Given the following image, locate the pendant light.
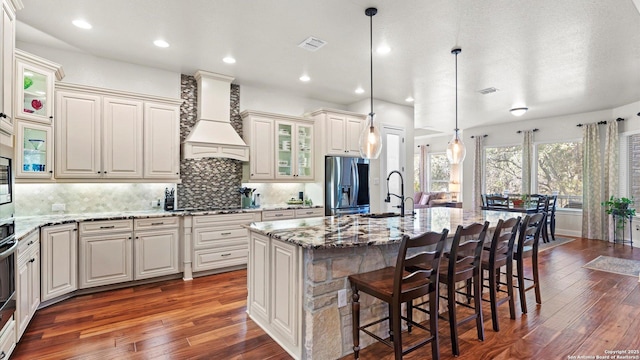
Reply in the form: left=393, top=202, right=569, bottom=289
left=446, top=47, right=466, bottom=164
left=358, top=7, right=382, bottom=159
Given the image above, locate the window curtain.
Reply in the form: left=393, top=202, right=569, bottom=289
left=521, top=130, right=533, bottom=194
left=472, top=136, right=483, bottom=210
left=419, top=145, right=428, bottom=192
left=603, top=120, right=619, bottom=241
left=581, top=123, right=603, bottom=239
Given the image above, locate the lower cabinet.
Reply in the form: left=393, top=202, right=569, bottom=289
left=133, top=217, right=180, bottom=280
left=41, top=223, right=78, bottom=302
left=0, top=316, right=15, bottom=360
left=16, top=231, right=40, bottom=340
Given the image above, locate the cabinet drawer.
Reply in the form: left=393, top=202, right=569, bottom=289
left=0, top=319, right=15, bottom=360
left=262, top=210, right=295, bottom=221
left=294, top=208, right=324, bottom=218
left=193, top=212, right=260, bottom=228
left=18, top=239, right=39, bottom=265
left=80, top=219, right=133, bottom=235
left=17, top=231, right=39, bottom=258
left=134, top=217, right=179, bottom=230
left=193, top=246, right=248, bottom=272
left=193, top=227, right=248, bottom=249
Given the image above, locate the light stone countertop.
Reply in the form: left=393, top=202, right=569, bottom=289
left=246, top=208, right=521, bottom=249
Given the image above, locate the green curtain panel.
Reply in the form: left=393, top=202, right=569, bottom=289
left=603, top=120, right=619, bottom=241
left=582, top=123, right=603, bottom=239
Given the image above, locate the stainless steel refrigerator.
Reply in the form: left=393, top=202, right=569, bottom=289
left=325, top=156, right=370, bottom=216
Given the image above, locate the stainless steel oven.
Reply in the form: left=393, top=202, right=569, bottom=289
left=0, top=157, right=11, bottom=205
left=0, top=219, right=16, bottom=333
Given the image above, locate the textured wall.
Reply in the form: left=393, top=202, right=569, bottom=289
left=177, top=75, right=243, bottom=209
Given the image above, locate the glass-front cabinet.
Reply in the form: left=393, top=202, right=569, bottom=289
left=15, top=49, right=63, bottom=124
left=16, top=121, right=53, bottom=180
left=275, top=120, right=313, bottom=180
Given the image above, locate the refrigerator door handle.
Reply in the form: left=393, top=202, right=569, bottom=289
left=351, top=159, right=359, bottom=207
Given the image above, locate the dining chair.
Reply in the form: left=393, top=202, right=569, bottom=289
left=545, top=195, right=558, bottom=241
left=348, top=229, right=449, bottom=360
left=481, top=217, right=521, bottom=331
left=513, top=213, right=545, bottom=314
left=533, top=195, right=550, bottom=243
left=413, top=222, right=489, bottom=356
left=486, top=195, right=509, bottom=208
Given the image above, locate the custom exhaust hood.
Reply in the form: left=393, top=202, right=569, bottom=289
left=181, top=71, right=249, bottom=161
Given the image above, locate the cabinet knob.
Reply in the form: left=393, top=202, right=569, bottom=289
left=104, top=171, right=108, bottom=174
left=1, top=350, right=6, bottom=359
left=29, top=258, right=35, bottom=263
left=176, top=172, right=179, bottom=175
left=49, top=170, right=53, bottom=174
left=27, top=241, right=33, bottom=245
left=0, top=113, right=6, bottom=118
left=97, top=171, right=101, bottom=174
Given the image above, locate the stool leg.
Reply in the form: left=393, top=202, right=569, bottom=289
left=533, top=251, right=542, bottom=305
left=517, top=258, right=527, bottom=314
left=351, top=286, right=360, bottom=359
left=506, top=262, right=516, bottom=320
left=392, top=303, right=403, bottom=360
left=550, top=216, right=556, bottom=241
left=473, top=271, right=485, bottom=341
left=429, top=290, right=440, bottom=360
left=388, top=303, right=394, bottom=342
left=488, top=266, right=499, bottom=331
left=448, top=282, right=460, bottom=356
left=407, top=299, right=413, bottom=333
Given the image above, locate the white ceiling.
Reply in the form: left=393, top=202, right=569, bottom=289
left=15, top=0, right=640, bottom=134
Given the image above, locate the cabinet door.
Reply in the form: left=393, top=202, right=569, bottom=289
left=79, top=233, right=133, bottom=289
left=103, top=97, right=143, bottom=178
left=249, top=117, right=274, bottom=180
left=29, top=247, right=40, bottom=320
left=134, top=227, right=179, bottom=280
left=345, top=116, right=364, bottom=155
left=15, top=121, right=53, bottom=180
left=295, top=123, right=314, bottom=180
left=55, top=91, right=101, bottom=178
left=0, top=2, right=15, bottom=135
left=143, top=102, right=180, bottom=179
left=41, top=223, right=77, bottom=302
left=270, top=239, right=300, bottom=346
left=248, top=233, right=269, bottom=323
left=16, top=257, right=29, bottom=338
left=326, top=114, right=346, bottom=155
left=15, top=60, right=55, bottom=124
left=275, top=121, right=293, bottom=179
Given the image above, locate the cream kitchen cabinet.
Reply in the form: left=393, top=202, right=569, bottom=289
left=16, top=120, right=53, bottom=181
left=0, top=0, right=19, bottom=135
left=55, top=83, right=181, bottom=181
left=14, top=49, right=64, bottom=125
left=41, top=223, right=77, bottom=302
left=261, top=209, right=295, bottom=221
left=310, top=109, right=365, bottom=156
left=294, top=207, right=324, bottom=218
left=192, top=212, right=261, bottom=273
left=0, top=315, right=15, bottom=360
left=133, top=217, right=180, bottom=280
left=16, top=231, right=39, bottom=340
left=275, top=120, right=313, bottom=180
left=79, top=220, right=134, bottom=289
left=241, top=111, right=274, bottom=180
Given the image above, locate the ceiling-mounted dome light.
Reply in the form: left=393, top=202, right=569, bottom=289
left=510, top=107, right=528, bottom=116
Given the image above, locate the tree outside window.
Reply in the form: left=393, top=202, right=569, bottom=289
left=536, top=142, right=583, bottom=208
left=485, top=146, right=522, bottom=194
left=429, top=153, right=450, bottom=192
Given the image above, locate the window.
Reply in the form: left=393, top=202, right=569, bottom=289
left=484, top=145, right=522, bottom=194
left=428, top=153, right=450, bottom=192
left=627, top=133, right=640, bottom=210
left=414, top=153, right=420, bottom=192
left=536, top=141, right=583, bottom=208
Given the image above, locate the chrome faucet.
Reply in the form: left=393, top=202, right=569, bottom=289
left=384, top=170, right=405, bottom=217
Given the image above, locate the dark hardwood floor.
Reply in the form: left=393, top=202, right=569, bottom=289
left=12, top=238, right=640, bottom=360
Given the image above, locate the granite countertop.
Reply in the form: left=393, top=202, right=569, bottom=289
left=13, top=205, right=325, bottom=241
left=246, top=208, right=519, bottom=249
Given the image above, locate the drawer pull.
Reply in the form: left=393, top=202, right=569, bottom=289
left=29, top=258, right=35, bottom=263
left=0, top=350, right=6, bottom=359
left=306, top=211, right=314, bottom=214
left=221, top=253, right=232, bottom=257
left=151, top=222, right=164, bottom=225
left=275, top=214, right=284, bottom=217
left=220, top=232, right=232, bottom=236
left=27, top=241, right=34, bottom=245
left=99, top=225, right=115, bottom=229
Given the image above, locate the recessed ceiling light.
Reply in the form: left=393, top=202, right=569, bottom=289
left=376, top=45, right=391, bottom=55
left=223, top=56, right=236, bottom=64
left=153, top=39, right=170, bottom=48
left=299, top=75, right=310, bottom=82
left=510, top=107, right=528, bottom=116
left=355, top=87, right=364, bottom=94
left=72, top=19, right=92, bottom=29
left=405, top=96, right=414, bottom=102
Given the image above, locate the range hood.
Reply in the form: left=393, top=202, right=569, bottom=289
left=181, top=71, right=249, bottom=161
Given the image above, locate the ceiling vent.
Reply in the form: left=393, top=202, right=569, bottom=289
left=478, top=87, right=498, bottom=95
left=298, top=36, right=327, bottom=51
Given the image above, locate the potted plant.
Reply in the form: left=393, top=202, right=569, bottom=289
left=602, top=196, right=636, bottom=237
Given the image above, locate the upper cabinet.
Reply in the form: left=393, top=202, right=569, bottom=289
left=310, top=109, right=366, bottom=156
left=16, top=120, right=53, bottom=180
left=0, top=0, right=19, bottom=136
left=54, top=83, right=181, bottom=182
left=241, top=110, right=315, bottom=182
left=14, top=49, right=64, bottom=125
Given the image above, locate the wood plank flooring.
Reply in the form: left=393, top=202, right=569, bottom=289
left=11, top=238, right=640, bottom=360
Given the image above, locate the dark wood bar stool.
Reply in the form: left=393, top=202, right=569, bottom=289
left=532, top=195, right=550, bottom=243
left=545, top=195, right=558, bottom=241
left=481, top=217, right=521, bottom=331
left=348, top=230, right=449, bottom=360
left=513, top=213, right=545, bottom=314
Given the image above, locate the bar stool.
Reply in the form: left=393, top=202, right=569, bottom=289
left=513, top=213, right=545, bottom=314
left=533, top=195, right=550, bottom=243
left=481, top=217, right=520, bottom=331
left=545, top=195, right=558, bottom=241
left=348, top=230, right=449, bottom=360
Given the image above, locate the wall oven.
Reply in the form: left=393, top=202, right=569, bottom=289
left=0, top=157, right=10, bottom=206
left=0, top=219, right=16, bottom=333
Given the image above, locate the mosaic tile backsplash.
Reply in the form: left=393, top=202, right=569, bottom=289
left=14, top=183, right=174, bottom=215
left=177, top=75, right=243, bottom=209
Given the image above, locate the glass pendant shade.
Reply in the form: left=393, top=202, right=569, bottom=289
left=358, top=114, right=382, bottom=159
left=446, top=130, right=466, bottom=164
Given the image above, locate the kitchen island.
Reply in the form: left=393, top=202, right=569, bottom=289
left=246, top=208, right=517, bottom=359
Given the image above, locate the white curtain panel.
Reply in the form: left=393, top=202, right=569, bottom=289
left=419, top=145, right=428, bottom=192
left=472, top=136, right=483, bottom=210
left=581, top=123, right=603, bottom=240
left=522, top=130, right=533, bottom=194
left=603, top=120, right=619, bottom=241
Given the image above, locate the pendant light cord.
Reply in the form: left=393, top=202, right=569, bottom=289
left=455, top=51, right=458, bottom=133
left=369, top=11, right=374, bottom=122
